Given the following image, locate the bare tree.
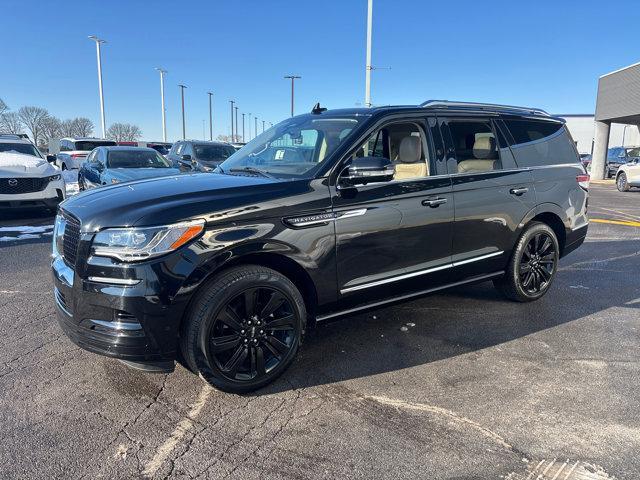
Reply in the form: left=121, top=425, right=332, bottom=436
left=217, top=134, right=238, bottom=143
left=18, top=106, right=49, bottom=145
left=59, top=119, right=76, bottom=137
left=72, top=117, right=94, bottom=137
left=0, top=98, right=8, bottom=117
left=106, top=122, right=143, bottom=142
left=0, top=112, right=23, bottom=134
left=41, top=116, right=62, bottom=147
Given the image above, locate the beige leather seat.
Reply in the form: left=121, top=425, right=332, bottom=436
left=457, top=136, right=497, bottom=173
left=394, top=136, right=427, bottom=180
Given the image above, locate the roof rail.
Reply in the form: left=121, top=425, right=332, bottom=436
left=0, top=133, right=30, bottom=139
left=420, top=100, right=550, bottom=117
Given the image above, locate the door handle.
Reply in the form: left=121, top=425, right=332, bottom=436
left=422, top=197, right=447, bottom=208
left=509, top=187, right=529, bottom=196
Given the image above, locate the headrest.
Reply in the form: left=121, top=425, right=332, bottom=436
left=473, top=136, right=496, bottom=159
left=398, top=136, right=422, bottom=163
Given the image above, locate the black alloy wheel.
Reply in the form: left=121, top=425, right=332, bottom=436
left=206, top=287, right=296, bottom=382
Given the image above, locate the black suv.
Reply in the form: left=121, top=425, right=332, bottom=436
left=167, top=140, right=236, bottom=172
left=52, top=101, right=589, bottom=392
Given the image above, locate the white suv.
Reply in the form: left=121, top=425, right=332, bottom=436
left=615, top=146, right=640, bottom=192
left=0, top=134, right=66, bottom=210
left=50, top=137, right=117, bottom=170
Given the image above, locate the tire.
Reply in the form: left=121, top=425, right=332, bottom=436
left=61, top=163, right=67, bottom=171
left=617, top=172, right=630, bottom=192
left=78, top=176, right=85, bottom=191
left=180, top=265, right=306, bottom=393
left=493, top=222, right=559, bottom=302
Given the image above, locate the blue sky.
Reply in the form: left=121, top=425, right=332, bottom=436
left=1, top=0, right=638, bottom=142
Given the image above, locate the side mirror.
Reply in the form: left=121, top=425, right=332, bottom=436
left=339, top=156, right=395, bottom=187
left=46, top=154, right=56, bottom=163
left=181, top=154, right=192, bottom=161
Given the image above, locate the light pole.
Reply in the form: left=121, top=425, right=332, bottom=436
left=178, top=84, right=187, bottom=139
left=242, top=113, right=245, bottom=142
left=88, top=35, right=107, bottom=138
left=207, top=92, right=213, bottom=141
left=255, top=116, right=258, bottom=138
left=284, top=75, right=301, bottom=117
left=248, top=112, right=252, bottom=140
left=364, top=0, right=373, bottom=107
left=234, top=106, right=239, bottom=142
left=229, top=100, right=235, bottom=141
left=262, top=120, right=265, bottom=133
left=155, top=68, right=167, bottom=142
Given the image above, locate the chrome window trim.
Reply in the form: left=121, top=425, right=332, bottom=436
left=340, top=250, right=503, bottom=294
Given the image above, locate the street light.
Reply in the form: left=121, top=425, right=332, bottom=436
left=248, top=112, right=252, bottom=140
left=262, top=120, right=265, bottom=133
left=229, top=100, right=235, bottom=141
left=242, top=113, right=245, bottom=142
left=178, top=84, right=187, bottom=139
left=364, top=0, right=373, bottom=107
left=284, top=75, right=301, bottom=117
left=234, top=106, right=239, bottom=142
left=155, top=68, right=167, bottom=142
left=255, top=116, right=258, bottom=138
left=207, top=92, right=213, bottom=141
left=88, top=35, right=107, bottom=138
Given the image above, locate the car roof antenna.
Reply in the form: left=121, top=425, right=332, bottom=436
left=311, top=102, right=327, bottom=114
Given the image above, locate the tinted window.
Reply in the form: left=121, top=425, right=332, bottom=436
left=60, top=141, right=71, bottom=152
left=74, top=140, right=117, bottom=151
left=193, top=144, right=236, bottom=163
left=504, top=120, right=577, bottom=167
left=107, top=150, right=172, bottom=168
left=447, top=120, right=501, bottom=173
left=0, top=142, right=42, bottom=158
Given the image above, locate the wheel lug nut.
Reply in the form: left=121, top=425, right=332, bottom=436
left=259, top=330, right=264, bottom=334
left=247, top=321, right=252, bottom=325
left=240, top=329, right=245, bottom=334
left=244, top=339, right=248, bottom=344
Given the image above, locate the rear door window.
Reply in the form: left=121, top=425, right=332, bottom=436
left=445, top=119, right=502, bottom=174
left=503, top=119, right=577, bottom=167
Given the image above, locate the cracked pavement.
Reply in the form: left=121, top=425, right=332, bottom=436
left=0, top=184, right=639, bottom=479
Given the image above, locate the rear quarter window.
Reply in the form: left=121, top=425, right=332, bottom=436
left=503, top=119, right=578, bottom=167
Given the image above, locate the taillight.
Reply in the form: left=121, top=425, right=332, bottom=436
left=70, top=153, right=86, bottom=158
left=576, top=174, right=589, bottom=190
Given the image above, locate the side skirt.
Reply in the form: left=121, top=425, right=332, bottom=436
left=315, top=271, right=504, bottom=323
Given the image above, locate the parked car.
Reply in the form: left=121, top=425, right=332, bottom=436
left=146, top=142, right=172, bottom=156
left=0, top=134, right=65, bottom=210
left=78, top=146, right=181, bottom=191
left=167, top=140, right=236, bottom=172
left=50, top=137, right=117, bottom=170
left=580, top=153, right=591, bottom=170
left=615, top=151, right=640, bottom=191
left=52, top=101, right=588, bottom=392
left=231, top=142, right=247, bottom=151
left=606, top=146, right=640, bottom=178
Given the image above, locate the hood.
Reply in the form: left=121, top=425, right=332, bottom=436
left=60, top=172, right=306, bottom=231
left=109, top=167, right=181, bottom=182
left=0, top=152, right=58, bottom=178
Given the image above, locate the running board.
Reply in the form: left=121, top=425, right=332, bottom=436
left=315, top=271, right=504, bottom=323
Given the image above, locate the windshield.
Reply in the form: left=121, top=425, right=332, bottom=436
left=194, top=144, right=236, bottom=163
left=626, top=147, right=640, bottom=158
left=75, top=140, right=117, bottom=151
left=149, top=144, right=171, bottom=155
left=218, top=116, right=361, bottom=178
left=0, top=142, right=42, bottom=158
left=107, top=150, right=172, bottom=169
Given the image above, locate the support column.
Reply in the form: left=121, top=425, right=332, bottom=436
left=590, top=121, right=610, bottom=180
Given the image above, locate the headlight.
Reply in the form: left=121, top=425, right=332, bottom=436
left=92, top=219, right=205, bottom=261
left=48, top=174, right=61, bottom=182
left=111, top=178, right=120, bottom=184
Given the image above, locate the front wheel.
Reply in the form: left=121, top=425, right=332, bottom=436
left=180, top=265, right=306, bottom=393
left=494, top=222, right=559, bottom=302
left=617, top=172, right=630, bottom=192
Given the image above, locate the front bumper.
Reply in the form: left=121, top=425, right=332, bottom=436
left=51, top=246, right=194, bottom=364
left=0, top=180, right=65, bottom=209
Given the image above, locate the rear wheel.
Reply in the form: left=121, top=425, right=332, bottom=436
left=617, top=172, right=630, bottom=192
left=180, top=265, right=306, bottom=393
left=61, top=163, right=67, bottom=171
left=494, top=222, right=559, bottom=302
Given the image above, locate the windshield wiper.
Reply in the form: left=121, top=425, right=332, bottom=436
left=229, top=166, right=276, bottom=179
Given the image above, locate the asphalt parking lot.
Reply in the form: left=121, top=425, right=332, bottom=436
left=0, top=182, right=638, bottom=480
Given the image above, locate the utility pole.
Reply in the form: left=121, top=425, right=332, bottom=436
left=234, top=106, right=239, bottom=142
left=284, top=75, right=301, bottom=117
left=178, top=84, right=187, bottom=139
left=229, top=100, right=235, bottom=141
left=364, top=0, right=373, bottom=107
left=207, top=91, right=213, bottom=141
left=88, top=36, right=107, bottom=138
left=155, top=68, right=167, bottom=142
left=242, top=113, right=245, bottom=142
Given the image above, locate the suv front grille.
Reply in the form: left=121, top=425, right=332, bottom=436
left=0, top=177, right=48, bottom=194
left=62, top=214, right=81, bottom=266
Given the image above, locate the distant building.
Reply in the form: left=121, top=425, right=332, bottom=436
left=558, top=114, right=640, bottom=154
